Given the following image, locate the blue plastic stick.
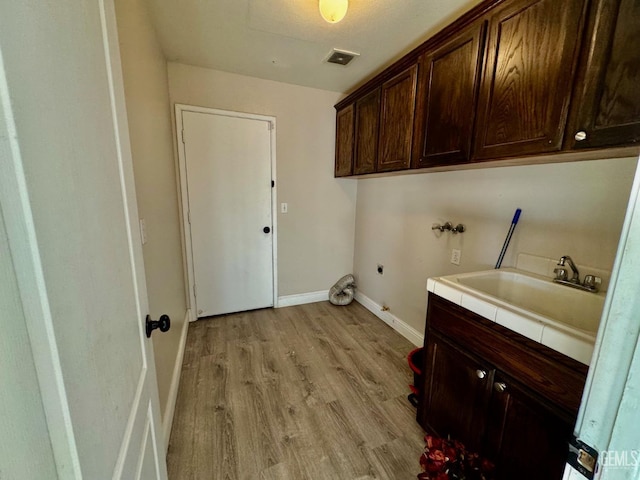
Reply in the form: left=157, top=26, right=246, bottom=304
left=495, top=208, right=522, bottom=269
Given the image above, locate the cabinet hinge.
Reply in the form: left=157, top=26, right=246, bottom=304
left=181, top=129, right=185, bottom=144
left=271, top=180, right=275, bottom=188
left=193, top=284, right=197, bottom=298
left=187, top=210, right=191, bottom=224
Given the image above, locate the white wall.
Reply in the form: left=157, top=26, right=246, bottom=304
left=168, top=63, right=358, bottom=296
left=115, top=0, right=187, bottom=421
left=353, top=157, right=638, bottom=334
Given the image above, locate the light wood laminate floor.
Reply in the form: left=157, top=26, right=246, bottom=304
left=166, top=301, right=425, bottom=479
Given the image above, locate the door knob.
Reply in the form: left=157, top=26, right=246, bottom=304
left=263, top=226, right=271, bottom=234
left=146, top=314, right=170, bottom=338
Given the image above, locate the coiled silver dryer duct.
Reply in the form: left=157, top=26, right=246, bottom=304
left=329, top=274, right=356, bottom=306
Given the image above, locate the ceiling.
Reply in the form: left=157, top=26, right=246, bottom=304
left=146, top=0, right=481, bottom=94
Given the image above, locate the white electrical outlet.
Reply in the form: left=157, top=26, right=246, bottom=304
left=451, top=249, right=461, bottom=265
left=281, top=202, right=288, bottom=214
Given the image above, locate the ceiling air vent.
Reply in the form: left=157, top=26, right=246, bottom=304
left=325, top=49, right=360, bottom=66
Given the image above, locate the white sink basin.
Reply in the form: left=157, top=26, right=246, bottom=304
left=427, top=268, right=606, bottom=364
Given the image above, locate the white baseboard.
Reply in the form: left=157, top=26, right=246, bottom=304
left=354, top=292, right=424, bottom=347
left=276, top=290, right=329, bottom=308
left=162, top=308, right=190, bottom=452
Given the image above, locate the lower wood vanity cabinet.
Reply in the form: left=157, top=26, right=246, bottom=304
left=484, top=371, right=574, bottom=479
left=419, top=332, right=493, bottom=453
left=418, top=293, right=588, bottom=480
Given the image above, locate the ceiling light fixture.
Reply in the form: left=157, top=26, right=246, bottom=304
left=319, top=0, right=348, bottom=24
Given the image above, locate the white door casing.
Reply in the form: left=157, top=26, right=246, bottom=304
left=176, top=106, right=278, bottom=319
left=0, top=0, right=167, bottom=478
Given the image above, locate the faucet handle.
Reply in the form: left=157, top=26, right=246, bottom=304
left=583, top=275, right=602, bottom=290
left=554, top=268, right=568, bottom=281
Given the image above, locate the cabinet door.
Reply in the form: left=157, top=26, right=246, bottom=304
left=485, top=375, right=574, bottom=480
left=474, top=0, right=588, bottom=159
left=567, top=0, right=640, bottom=149
left=353, top=89, right=381, bottom=175
left=418, top=333, right=493, bottom=452
left=413, top=21, right=485, bottom=168
left=335, top=104, right=354, bottom=177
left=377, top=65, right=418, bottom=172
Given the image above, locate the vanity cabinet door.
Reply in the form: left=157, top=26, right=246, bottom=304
left=566, top=0, right=640, bottom=150
left=377, top=64, right=418, bottom=172
left=413, top=21, right=486, bottom=168
left=353, top=88, right=381, bottom=175
left=335, top=104, right=354, bottom=177
left=474, top=0, right=588, bottom=160
left=484, top=374, right=573, bottom=480
left=419, top=333, right=493, bottom=453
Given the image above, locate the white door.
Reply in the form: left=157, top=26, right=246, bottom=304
left=0, top=0, right=166, bottom=478
left=181, top=110, right=275, bottom=318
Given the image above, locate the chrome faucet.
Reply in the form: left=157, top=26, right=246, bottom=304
left=557, top=255, right=580, bottom=283
left=553, top=255, right=601, bottom=293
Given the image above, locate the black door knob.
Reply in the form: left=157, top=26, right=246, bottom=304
left=146, top=314, right=171, bottom=338
left=263, top=226, right=271, bottom=234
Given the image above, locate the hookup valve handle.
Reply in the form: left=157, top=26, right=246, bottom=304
left=432, top=222, right=465, bottom=234
left=432, top=222, right=453, bottom=232
left=146, top=314, right=171, bottom=338
left=451, top=224, right=465, bottom=234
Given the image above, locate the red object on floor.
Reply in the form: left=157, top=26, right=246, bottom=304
left=408, top=347, right=423, bottom=375
left=407, top=347, right=425, bottom=406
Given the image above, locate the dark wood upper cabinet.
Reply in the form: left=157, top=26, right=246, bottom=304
left=353, top=89, right=381, bottom=175
left=334, top=0, right=640, bottom=177
left=567, top=0, right=640, bottom=150
left=485, top=374, right=573, bottom=480
left=413, top=21, right=486, bottom=168
left=473, top=0, right=588, bottom=159
left=377, top=65, right=418, bottom=172
left=334, top=104, right=354, bottom=177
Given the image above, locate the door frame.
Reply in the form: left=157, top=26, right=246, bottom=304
left=175, top=104, right=278, bottom=321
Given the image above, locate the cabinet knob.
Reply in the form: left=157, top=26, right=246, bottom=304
left=494, top=382, right=507, bottom=393
left=476, top=369, right=487, bottom=379
left=575, top=131, right=587, bottom=141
